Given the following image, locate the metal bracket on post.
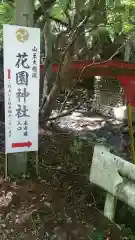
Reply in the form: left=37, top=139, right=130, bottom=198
left=23, top=14, right=29, bottom=27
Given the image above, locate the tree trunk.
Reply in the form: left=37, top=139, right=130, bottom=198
left=40, top=0, right=92, bottom=123
left=74, top=0, right=88, bottom=60
left=43, top=14, right=53, bottom=94
left=40, top=42, right=74, bottom=124
left=40, top=13, right=53, bottom=112
left=15, top=0, right=34, bottom=26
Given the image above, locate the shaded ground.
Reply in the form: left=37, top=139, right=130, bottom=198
left=0, top=151, right=126, bottom=239
left=50, top=109, right=130, bottom=159
left=0, top=108, right=131, bottom=239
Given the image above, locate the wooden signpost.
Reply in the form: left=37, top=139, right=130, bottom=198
left=3, top=24, right=40, bottom=175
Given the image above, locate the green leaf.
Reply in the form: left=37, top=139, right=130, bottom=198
left=51, top=4, right=67, bottom=21
left=58, top=0, right=69, bottom=11
left=0, top=3, right=14, bottom=46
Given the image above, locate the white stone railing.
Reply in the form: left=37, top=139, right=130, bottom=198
left=89, top=144, right=135, bottom=221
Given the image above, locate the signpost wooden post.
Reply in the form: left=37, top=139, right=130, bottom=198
left=3, top=0, right=40, bottom=176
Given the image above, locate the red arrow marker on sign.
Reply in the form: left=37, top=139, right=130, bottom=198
left=12, top=141, right=32, bottom=148
left=8, top=69, right=11, bottom=80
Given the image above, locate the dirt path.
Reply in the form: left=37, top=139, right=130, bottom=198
left=0, top=171, right=126, bottom=239
left=0, top=111, right=130, bottom=239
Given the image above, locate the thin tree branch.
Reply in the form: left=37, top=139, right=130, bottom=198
left=64, top=0, right=72, bottom=29
left=47, top=99, right=84, bottom=121
left=56, top=14, right=93, bottom=83
left=74, top=41, right=127, bottom=85
left=39, top=0, right=56, bottom=13
left=59, top=81, right=78, bottom=112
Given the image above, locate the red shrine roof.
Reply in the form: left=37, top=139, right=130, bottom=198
left=40, top=60, right=135, bottom=106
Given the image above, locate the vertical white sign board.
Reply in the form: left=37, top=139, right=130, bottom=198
left=3, top=24, right=40, bottom=153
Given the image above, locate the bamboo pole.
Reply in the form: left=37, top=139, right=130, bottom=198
left=124, top=42, right=135, bottom=164
left=127, top=102, right=135, bottom=163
